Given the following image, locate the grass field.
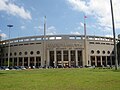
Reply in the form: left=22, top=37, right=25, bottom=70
left=0, top=68, right=120, bottom=90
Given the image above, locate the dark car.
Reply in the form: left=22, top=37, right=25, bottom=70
left=14, top=66, right=21, bottom=70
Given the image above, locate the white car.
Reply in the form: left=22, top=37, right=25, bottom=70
left=5, top=67, right=9, bottom=70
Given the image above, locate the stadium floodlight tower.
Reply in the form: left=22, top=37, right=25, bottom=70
left=7, top=24, right=13, bottom=67
left=110, top=0, right=118, bottom=70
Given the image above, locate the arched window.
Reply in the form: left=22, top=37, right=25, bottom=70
left=37, top=51, right=40, bottom=54
left=30, top=51, right=34, bottom=55
left=14, top=52, right=17, bottom=56
left=97, top=50, right=100, bottom=54
left=102, top=51, right=105, bottom=54
left=107, top=51, right=110, bottom=54
left=91, top=50, right=94, bottom=54
left=112, top=51, right=114, bottom=54
left=19, top=52, right=22, bottom=55
left=25, top=51, right=28, bottom=55
left=10, top=53, right=12, bottom=56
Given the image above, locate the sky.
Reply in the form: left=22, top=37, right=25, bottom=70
left=0, top=0, right=120, bottom=40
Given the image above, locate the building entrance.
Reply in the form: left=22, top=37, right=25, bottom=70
left=49, top=50, right=83, bottom=68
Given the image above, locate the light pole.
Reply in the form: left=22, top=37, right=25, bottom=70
left=110, top=0, right=118, bottom=70
left=43, top=16, right=46, bottom=68
left=7, top=25, right=13, bottom=67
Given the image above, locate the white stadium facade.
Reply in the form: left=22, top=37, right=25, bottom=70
left=0, top=34, right=120, bottom=68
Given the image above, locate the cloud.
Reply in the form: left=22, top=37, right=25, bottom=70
left=47, top=26, right=56, bottom=35
left=0, top=30, right=7, bottom=39
left=0, top=0, right=32, bottom=20
left=67, top=0, right=120, bottom=29
left=0, top=33, right=7, bottom=39
left=34, top=25, right=57, bottom=35
left=34, top=26, right=44, bottom=32
left=20, top=26, right=26, bottom=30
left=105, top=34, right=113, bottom=38
left=70, top=31, right=80, bottom=35
left=80, top=22, right=84, bottom=28
left=75, top=26, right=81, bottom=30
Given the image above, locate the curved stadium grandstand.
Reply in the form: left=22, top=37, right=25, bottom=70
left=0, top=34, right=120, bottom=68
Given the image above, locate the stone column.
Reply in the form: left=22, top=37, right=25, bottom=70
left=82, top=50, right=86, bottom=67
left=75, top=50, right=78, bottom=66
left=41, top=56, right=43, bottom=67
left=22, top=57, right=24, bottom=66
left=101, top=56, right=102, bottom=66
left=68, top=50, right=71, bottom=67
left=61, top=50, right=64, bottom=67
left=34, top=57, right=36, bottom=67
left=47, top=50, right=50, bottom=67
left=95, top=56, right=97, bottom=66
left=54, top=48, right=57, bottom=67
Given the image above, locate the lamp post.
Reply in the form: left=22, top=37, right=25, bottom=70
left=43, top=16, right=46, bottom=68
left=7, top=25, right=13, bottom=67
left=110, top=0, right=118, bottom=70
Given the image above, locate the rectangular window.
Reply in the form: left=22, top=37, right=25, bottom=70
left=63, top=50, right=68, bottom=61
left=89, top=42, right=94, bottom=44
left=57, top=51, right=61, bottom=61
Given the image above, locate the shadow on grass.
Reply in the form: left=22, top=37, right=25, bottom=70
left=89, top=68, right=120, bottom=72
left=0, top=72, right=6, bottom=75
left=111, top=69, right=120, bottom=72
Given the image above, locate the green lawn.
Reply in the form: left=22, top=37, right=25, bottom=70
left=0, top=68, right=120, bottom=90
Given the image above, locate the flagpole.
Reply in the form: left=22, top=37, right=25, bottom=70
left=84, top=16, right=87, bottom=37
left=84, top=16, right=87, bottom=66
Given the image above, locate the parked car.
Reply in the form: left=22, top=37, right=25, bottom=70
left=5, top=67, right=9, bottom=70
left=13, top=66, right=21, bottom=70
left=19, top=66, right=26, bottom=70
left=0, top=67, right=2, bottom=70
left=0, top=66, right=9, bottom=70
left=9, top=66, right=15, bottom=70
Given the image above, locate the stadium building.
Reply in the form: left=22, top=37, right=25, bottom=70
left=0, top=34, right=120, bottom=68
